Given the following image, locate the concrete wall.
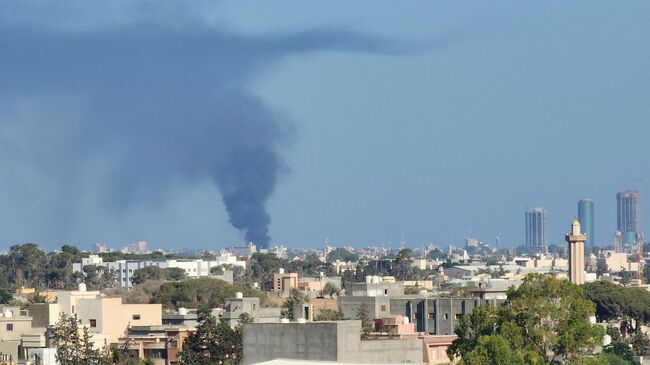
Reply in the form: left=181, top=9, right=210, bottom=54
left=243, top=321, right=423, bottom=365
left=243, top=323, right=338, bottom=365
left=340, top=296, right=391, bottom=320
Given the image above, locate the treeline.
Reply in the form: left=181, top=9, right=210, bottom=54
left=0, top=243, right=202, bottom=292
left=0, top=244, right=85, bottom=291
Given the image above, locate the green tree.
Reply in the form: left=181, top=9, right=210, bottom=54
left=50, top=313, right=113, bottom=365
left=165, top=267, right=187, bottom=281
left=322, top=282, right=341, bottom=298
left=604, top=341, right=634, bottom=362
left=449, top=274, right=605, bottom=364
left=630, top=332, right=650, bottom=356
left=281, top=288, right=308, bottom=320
left=463, top=335, right=526, bottom=365
left=356, top=303, right=373, bottom=339
left=249, top=253, right=288, bottom=289
left=0, top=289, right=12, bottom=304
left=178, top=310, right=242, bottom=365
left=326, top=248, right=359, bottom=263
left=152, top=277, right=265, bottom=310
left=131, top=266, right=165, bottom=285
left=585, top=281, right=650, bottom=335
left=391, top=248, right=415, bottom=280
left=315, top=309, right=344, bottom=321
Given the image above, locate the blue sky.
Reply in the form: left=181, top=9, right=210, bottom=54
left=0, top=1, right=648, bottom=250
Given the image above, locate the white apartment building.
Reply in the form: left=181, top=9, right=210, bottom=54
left=73, top=253, right=246, bottom=288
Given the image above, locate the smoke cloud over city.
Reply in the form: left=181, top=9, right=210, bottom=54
left=0, top=2, right=388, bottom=248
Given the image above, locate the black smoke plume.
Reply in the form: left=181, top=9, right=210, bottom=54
left=0, top=2, right=388, bottom=248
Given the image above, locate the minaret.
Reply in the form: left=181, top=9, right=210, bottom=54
left=566, top=218, right=587, bottom=285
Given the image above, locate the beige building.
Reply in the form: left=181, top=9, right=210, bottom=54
left=598, top=251, right=639, bottom=273
left=273, top=269, right=298, bottom=292
left=30, top=286, right=161, bottom=346
left=0, top=306, right=46, bottom=363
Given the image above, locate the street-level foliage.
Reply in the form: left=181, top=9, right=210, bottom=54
left=448, top=274, right=605, bottom=365
left=326, top=248, right=359, bottom=263
left=584, top=280, right=650, bottom=336
left=152, top=277, right=265, bottom=310
left=281, top=288, right=309, bottom=320
left=130, top=266, right=186, bottom=285
left=50, top=313, right=113, bottom=365
left=315, top=308, right=344, bottom=321
left=322, top=282, right=341, bottom=298
left=178, top=310, right=243, bottom=365
left=356, top=302, right=374, bottom=339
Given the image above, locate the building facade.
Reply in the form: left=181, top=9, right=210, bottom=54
left=73, top=254, right=245, bottom=288
left=578, top=199, right=595, bottom=248
left=617, top=191, right=641, bottom=245
left=526, top=208, right=547, bottom=250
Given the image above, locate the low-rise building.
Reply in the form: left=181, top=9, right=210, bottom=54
left=73, top=254, right=246, bottom=288
left=345, top=277, right=404, bottom=297
left=340, top=294, right=503, bottom=336
left=120, top=325, right=191, bottom=365
left=221, top=294, right=281, bottom=328
left=0, top=306, right=46, bottom=363
left=272, top=269, right=298, bottom=292
left=30, top=286, right=162, bottom=346
left=242, top=321, right=424, bottom=365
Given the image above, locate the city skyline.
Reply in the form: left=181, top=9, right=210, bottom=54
left=578, top=199, right=595, bottom=249
left=0, top=2, right=649, bottom=250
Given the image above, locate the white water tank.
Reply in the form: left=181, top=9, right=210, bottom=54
left=297, top=318, right=307, bottom=324
left=253, top=282, right=259, bottom=289
left=235, top=292, right=243, bottom=299
left=589, top=316, right=596, bottom=324
left=279, top=268, right=285, bottom=275
left=372, top=276, right=380, bottom=284
left=280, top=318, right=290, bottom=323
left=2, top=309, right=12, bottom=318
left=78, top=283, right=87, bottom=292
left=178, top=307, right=188, bottom=315
left=365, top=276, right=372, bottom=284
left=403, top=316, right=410, bottom=325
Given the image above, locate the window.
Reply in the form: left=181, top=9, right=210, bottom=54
left=6, top=323, right=13, bottom=331
left=122, top=269, right=126, bottom=273
left=443, top=313, right=448, bottom=320
left=455, top=314, right=462, bottom=320
left=428, top=313, right=434, bottom=319
left=252, top=304, right=256, bottom=311
left=89, top=319, right=97, bottom=327
left=72, top=305, right=75, bottom=313
left=169, top=340, right=178, bottom=348
left=384, top=289, right=388, bottom=295
left=380, top=305, right=387, bottom=312
left=20, top=310, right=28, bottom=317
left=132, top=314, right=141, bottom=320
left=128, top=269, right=133, bottom=273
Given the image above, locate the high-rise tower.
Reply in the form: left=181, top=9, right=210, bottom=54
left=578, top=199, right=594, bottom=248
left=566, top=218, right=586, bottom=285
left=526, top=208, right=547, bottom=251
left=617, top=191, right=640, bottom=245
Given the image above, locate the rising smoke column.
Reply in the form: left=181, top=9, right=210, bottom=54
left=0, top=2, right=389, bottom=248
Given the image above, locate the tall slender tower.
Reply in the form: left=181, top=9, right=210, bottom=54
left=617, top=191, right=640, bottom=245
left=578, top=199, right=594, bottom=248
left=526, top=208, right=547, bottom=251
left=566, top=218, right=586, bottom=285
